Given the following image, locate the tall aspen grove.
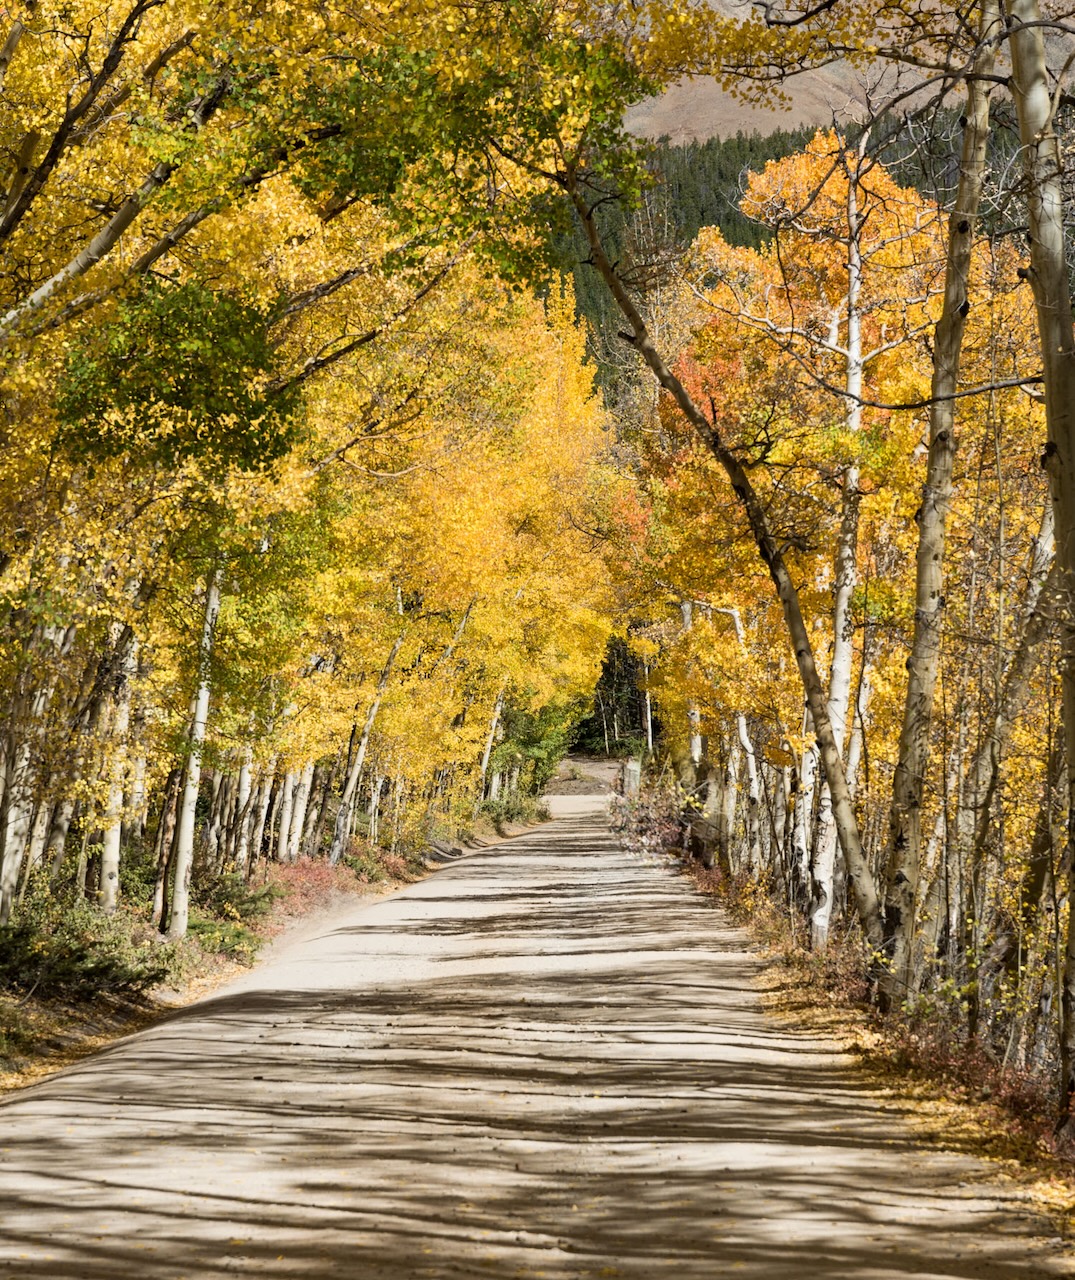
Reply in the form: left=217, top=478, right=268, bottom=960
left=8, top=0, right=1075, bottom=1157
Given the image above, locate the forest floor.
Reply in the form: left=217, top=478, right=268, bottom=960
left=0, top=793, right=1071, bottom=1277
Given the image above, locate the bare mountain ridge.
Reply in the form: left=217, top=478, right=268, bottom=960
left=625, top=69, right=866, bottom=143
left=626, top=14, right=1073, bottom=144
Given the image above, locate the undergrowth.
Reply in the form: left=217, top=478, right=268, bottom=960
left=0, top=885, right=178, bottom=999
left=480, top=794, right=551, bottom=832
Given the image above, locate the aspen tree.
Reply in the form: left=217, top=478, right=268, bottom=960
left=1005, top=0, right=1075, bottom=1140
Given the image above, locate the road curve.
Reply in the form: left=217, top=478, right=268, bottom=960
left=0, top=797, right=1070, bottom=1279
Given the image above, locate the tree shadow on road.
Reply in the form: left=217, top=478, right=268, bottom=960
left=0, top=817, right=1067, bottom=1279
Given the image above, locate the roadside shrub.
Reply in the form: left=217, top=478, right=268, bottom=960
left=343, top=838, right=424, bottom=884
left=617, top=778, right=683, bottom=855
left=344, top=849, right=390, bottom=883
left=0, top=1001, right=36, bottom=1059
left=481, top=794, right=550, bottom=829
left=0, top=886, right=177, bottom=998
left=186, top=909, right=262, bottom=965
left=194, top=871, right=284, bottom=923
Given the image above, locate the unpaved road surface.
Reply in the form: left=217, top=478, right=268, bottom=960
left=0, top=797, right=1070, bottom=1279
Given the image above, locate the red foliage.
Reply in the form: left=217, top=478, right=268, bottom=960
left=260, top=859, right=372, bottom=931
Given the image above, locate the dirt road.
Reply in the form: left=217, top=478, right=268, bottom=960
left=0, top=796, right=1070, bottom=1278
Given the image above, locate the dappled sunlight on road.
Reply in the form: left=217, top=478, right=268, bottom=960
left=0, top=807, right=1069, bottom=1278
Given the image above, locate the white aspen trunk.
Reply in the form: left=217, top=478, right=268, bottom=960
left=21, top=802, right=49, bottom=896
left=275, top=769, right=297, bottom=864
left=46, top=798, right=76, bottom=878
left=127, top=754, right=147, bottom=841
left=793, top=740, right=819, bottom=896
left=300, top=763, right=327, bottom=856
left=475, top=684, right=506, bottom=815
left=811, top=668, right=876, bottom=939
left=390, top=775, right=405, bottom=854
left=369, top=774, right=385, bottom=844
left=0, top=20, right=26, bottom=98
left=150, top=769, right=181, bottom=924
left=0, top=628, right=64, bottom=924
left=287, top=762, right=315, bottom=862
left=809, top=170, right=867, bottom=949
left=125, top=658, right=148, bottom=843
left=301, top=770, right=323, bottom=856
left=220, top=774, right=240, bottom=864
left=204, top=772, right=225, bottom=867
left=680, top=601, right=704, bottom=769
left=234, top=750, right=253, bottom=872
left=27, top=801, right=49, bottom=868
left=715, top=612, right=762, bottom=872
left=879, top=0, right=1000, bottom=1009
left=737, top=715, right=763, bottom=873
left=99, top=650, right=134, bottom=914
left=0, top=742, right=35, bottom=924
left=720, top=736, right=741, bottom=872
left=913, top=807, right=953, bottom=989
left=810, top=776, right=840, bottom=946
left=597, top=692, right=611, bottom=755
left=643, top=661, right=654, bottom=754
left=700, top=763, right=724, bottom=870
left=329, top=632, right=405, bottom=865
left=166, top=566, right=222, bottom=941
left=75, top=827, right=90, bottom=900
left=249, top=766, right=276, bottom=871
left=845, top=671, right=872, bottom=797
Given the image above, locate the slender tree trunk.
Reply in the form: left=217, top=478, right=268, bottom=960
left=369, top=774, right=385, bottom=845
left=878, top=4, right=1000, bottom=1008
left=150, top=767, right=181, bottom=924
left=99, top=646, right=134, bottom=913
left=475, top=683, right=506, bottom=816
left=287, top=762, right=315, bottom=862
left=203, top=771, right=226, bottom=870
left=738, top=716, right=763, bottom=873
left=679, top=601, right=704, bottom=770
left=0, top=741, right=34, bottom=925
left=166, top=565, right=222, bottom=940
left=249, top=761, right=277, bottom=874
left=719, top=736, right=741, bottom=872
left=18, top=802, right=49, bottom=904
left=46, top=798, right=77, bottom=880
left=233, top=749, right=253, bottom=871
left=275, top=769, right=296, bottom=863
left=305, top=759, right=336, bottom=858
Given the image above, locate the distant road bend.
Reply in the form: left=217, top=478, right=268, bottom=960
left=0, top=790, right=1070, bottom=1278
